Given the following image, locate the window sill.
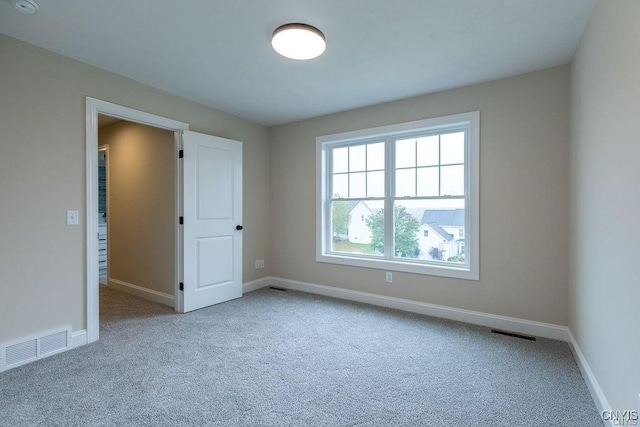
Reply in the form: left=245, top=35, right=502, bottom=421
left=316, top=253, right=479, bottom=281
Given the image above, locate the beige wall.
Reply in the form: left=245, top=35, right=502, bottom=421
left=99, top=121, right=175, bottom=298
left=0, top=34, right=270, bottom=342
left=570, top=0, right=640, bottom=411
left=270, top=66, right=571, bottom=325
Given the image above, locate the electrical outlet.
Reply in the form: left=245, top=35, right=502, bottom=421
left=254, top=260, right=260, bottom=269
left=259, top=259, right=265, bottom=269
left=385, top=272, right=393, bottom=283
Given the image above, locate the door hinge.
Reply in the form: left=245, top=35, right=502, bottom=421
left=179, top=149, right=184, bottom=158
left=179, top=216, right=184, bottom=225
left=179, top=282, right=184, bottom=291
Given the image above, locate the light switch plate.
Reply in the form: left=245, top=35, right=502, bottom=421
left=66, top=210, right=79, bottom=225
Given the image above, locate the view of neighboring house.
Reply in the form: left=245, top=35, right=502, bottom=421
left=347, top=201, right=465, bottom=261
left=417, top=210, right=465, bottom=261
left=348, top=201, right=377, bottom=244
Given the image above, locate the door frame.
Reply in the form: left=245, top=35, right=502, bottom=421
left=85, top=97, right=189, bottom=344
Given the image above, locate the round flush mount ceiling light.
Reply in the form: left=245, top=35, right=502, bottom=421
left=272, top=23, right=326, bottom=60
left=10, top=0, right=39, bottom=14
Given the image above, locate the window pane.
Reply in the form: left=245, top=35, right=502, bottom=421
left=349, top=172, right=366, bottom=198
left=392, top=202, right=423, bottom=259
left=440, top=132, right=464, bottom=165
left=330, top=200, right=351, bottom=241
left=332, top=174, right=348, bottom=198
left=395, top=168, right=416, bottom=197
left=416, top=167, right=439, bottom=197
left=367, top=171, right=385, bottom=198
left=394, top=199, right=465, bottom=264
left=417, top=136, right=439, bottom=166
left=349, top=145, right=366, bottom=172
left=440, top=165, right=464, bottom=196
left=396, top=138, right=416, bottom=168
left=367, top=142, right=385, bottom=170
left=331, top=200, right=383, bottom=256
left=333, top=147, right=348, bottom=173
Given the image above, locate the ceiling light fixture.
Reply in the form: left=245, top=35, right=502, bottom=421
left=272, top=23, right=326, bottom=60
left=10, top=0, right=39, bottom=14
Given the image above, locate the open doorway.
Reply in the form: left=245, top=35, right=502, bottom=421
left=86, top=98, right=244, bottom=345
left=86, top=98, right=188, bottom=343
left=97, top=116, right=176, bottom=305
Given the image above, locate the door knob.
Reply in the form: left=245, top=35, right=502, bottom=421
left=236, top=225, right=243, bottom=231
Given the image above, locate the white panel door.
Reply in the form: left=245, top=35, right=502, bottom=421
left=181, top=130, right=242, bottom=312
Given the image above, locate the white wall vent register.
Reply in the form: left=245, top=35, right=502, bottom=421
left=0, top=327, right=71, bottom=372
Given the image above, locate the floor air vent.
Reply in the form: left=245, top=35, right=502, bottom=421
left=491, top=329, right=536, bottom=341
left=269, top=286, right=288, bottom=291
left=1, top=327, right=71, bottom=372
left=6, top=339, right=37, bottom=367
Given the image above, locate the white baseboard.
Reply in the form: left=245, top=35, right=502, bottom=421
left=567, top=330, right=611, bottom=424
left=243, top=277, right=273, bottom=293
left=71, top=330, right=87, bottom=348
left=108, top=278, right=174, bottom=307
left=270, top=277, right=569, bottom=341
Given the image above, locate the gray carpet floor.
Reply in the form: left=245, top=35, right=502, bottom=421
left=0, top=286, right=602, bottom=426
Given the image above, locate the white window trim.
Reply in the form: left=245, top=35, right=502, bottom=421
left=316, top=111, right=479, bottom=281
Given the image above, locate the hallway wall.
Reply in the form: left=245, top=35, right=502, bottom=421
left=99, top=121, right=175, bottom=301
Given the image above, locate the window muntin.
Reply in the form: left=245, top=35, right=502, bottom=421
left=395, top=132, right=465, bottom=199
left=317, top=112, right=479, bottom=280
left=331, top=142, right=385, bottom=199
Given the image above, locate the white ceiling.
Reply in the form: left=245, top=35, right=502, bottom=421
left=0, top=0, right=596, bottom=126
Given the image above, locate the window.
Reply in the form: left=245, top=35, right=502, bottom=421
left=316, top=112, right=479, bottom=280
